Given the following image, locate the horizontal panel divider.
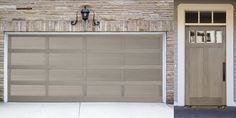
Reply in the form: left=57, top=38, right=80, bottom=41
left=10, top=65, right=47, bottom=69
left=87, top=65, right=162, bottom=69
left=9, top=49, right=83, bottom=53
left=10, top=80, right=84, bottom=85
left=9, top=49, right=161, bottom=54
left=86, top=49, right=162, bottom=54
left=10, top=65, right=162, bottom=69
left=86, top=81, right=162, bottom=86
left=9, top=96, right=162, bottom=102
left=10, top=81, right=46, bottom=85
left=9, top=80, right=161, bottom=86
left=48, top=81, right=85, bottom=85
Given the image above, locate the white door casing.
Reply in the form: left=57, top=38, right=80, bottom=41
left=176, top=4, right=235, bottom=106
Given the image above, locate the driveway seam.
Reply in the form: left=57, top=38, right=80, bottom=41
left=78, top=103, right=81, bottom=118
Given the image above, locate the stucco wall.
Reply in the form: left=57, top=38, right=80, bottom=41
left=0, top=0, right=174, bottom=103
left=174, top=0, right=236, bottom=103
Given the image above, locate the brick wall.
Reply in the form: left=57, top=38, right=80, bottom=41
left=0, top=0, right=174, bottom=103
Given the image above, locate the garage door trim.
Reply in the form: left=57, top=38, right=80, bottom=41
left=3, top=32, right=167, bottom=103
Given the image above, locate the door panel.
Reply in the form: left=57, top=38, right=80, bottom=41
left=185, top=26, right=226, bottom=106
left=11, top=53, right=46, bottom=65
left=10, top=85, right=46, bottom=96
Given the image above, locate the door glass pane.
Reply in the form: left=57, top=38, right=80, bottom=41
left=185, top=11, right=198, bottom=23
left=196, top=31, right=205, bottom=43
left=213, top=12, right=226, bottom=23
left=206, top=31, right=215, bottom=43
left=189, top=30, right=196, bottom=43
left=200, top=11, right=212, bottom=23
left=216, top=31, right=223, bottom=43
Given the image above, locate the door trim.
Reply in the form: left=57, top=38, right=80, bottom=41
left=3, top=32, right=167, bottom=103
left=176, top=4, right=235, bottom=106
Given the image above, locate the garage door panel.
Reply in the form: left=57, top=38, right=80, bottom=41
left=124, top=85, right=162, bottom=97
left=87, top=36, right=122, bottom=49
left=10, top=85, right=45, bottom=96
left=87, top=69, right=121, bottom=81
left=125, top=36, right=162, bottom=49
left=49, top=70, right=83, bottom=81
left=124, top=69, right=162, bottom=81
left=87, top=86, right=122, bottom=97
left=49, top=37, right=83, bottom=49
left=87, top=54, right=121, bottom=65
left=10, top=36, right=46, bottom=49
left=48, top=85, right=83, bottom=97
left=49, top=54, right=83, bottom=66
left=125, top=53, right=161, bottom=65
left=125, top=49, right=162, bottom=53
left=11, top=53, right=46, bottom=65
left=10, top=69, right=46, bottom=81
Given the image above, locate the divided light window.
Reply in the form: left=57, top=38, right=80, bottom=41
left=185, top=11, right=198, bottom=23
left=214, top=12, right=226, bottom=23
left=185, top=11, right=226, bottom=24
left=200, top=11, right=212, bottom=23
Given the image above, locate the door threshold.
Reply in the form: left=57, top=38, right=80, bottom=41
left=184, top=105, right=226, bottom=109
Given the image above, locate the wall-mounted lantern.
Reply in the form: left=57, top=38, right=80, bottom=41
left=71, top=5, right=100, bottom=26
left=81, top=6, right=90, bottom=21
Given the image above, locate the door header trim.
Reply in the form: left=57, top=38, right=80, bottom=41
left=5, top=32, right=167, bottom=35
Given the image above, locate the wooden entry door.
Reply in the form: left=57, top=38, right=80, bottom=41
left=185, top=26, right=226, bottom=106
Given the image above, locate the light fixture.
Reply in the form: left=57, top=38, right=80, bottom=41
left=81, top=5, right=90, bottom=21
left=71, top=5, right=100, bottom=26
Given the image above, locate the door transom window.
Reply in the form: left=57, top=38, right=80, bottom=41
left=185, top=11, right=226, bottom=24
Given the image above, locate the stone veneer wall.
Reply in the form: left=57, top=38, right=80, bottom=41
left=0, top=0, right=174, bottom=103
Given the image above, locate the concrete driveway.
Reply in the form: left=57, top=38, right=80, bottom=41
left=0, top=103, right=173, bottom=118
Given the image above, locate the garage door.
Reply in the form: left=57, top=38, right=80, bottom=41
left=8, top=33, right=163, bottom=102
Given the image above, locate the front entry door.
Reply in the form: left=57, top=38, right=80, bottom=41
left=185, top=26, right=226, bottom=106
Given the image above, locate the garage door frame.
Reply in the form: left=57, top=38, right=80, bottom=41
left=3, top=32, right=167, bottom=103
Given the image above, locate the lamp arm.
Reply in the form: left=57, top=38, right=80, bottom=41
left=71, top=11, right=79, bottom=25
left=91, top=9, right=100, bottom=26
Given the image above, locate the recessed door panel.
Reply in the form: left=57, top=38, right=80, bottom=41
left=11, top=53, right=46, bottom=65
left=11, top=69, right=46, bottom=81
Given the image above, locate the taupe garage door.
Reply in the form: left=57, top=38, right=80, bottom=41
left=8, top=33, right=163, bottom=102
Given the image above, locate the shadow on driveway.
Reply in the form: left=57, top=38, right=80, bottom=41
left=174, top=107, right=236, bottom=118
